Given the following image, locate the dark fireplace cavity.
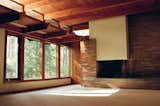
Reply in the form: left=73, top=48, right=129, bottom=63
left=97, top=60, right=124, bottom=78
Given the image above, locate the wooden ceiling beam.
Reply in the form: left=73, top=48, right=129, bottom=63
left=21, top=0, right=136, bottom=15
left=24, top=0, right=91, bottom=13
left=46, top=34, right=82, bottom=44
left=45, top=0, right=134, bottom=19
left=12, top=0, right=160, bottom=27
left=0, top=12, right=21, bottom=24
left=43, top=30, right=67, bottom=39
left=27, top=32, right=44, bottom=38
left=0, top=23, right=22, bottom=32
left=59, top=0, right=160, bottom=25
left=59, top=35, right=82, bottom=43
left=21, top=23, right=48, bottom=33
left=57, top=0, right=147, bottom=21
left=71, top=22, right=89, bottom=30
left=45, top=34, right=69, bottom=40
left=46, top=38, right=60, bottom=44
left=13, top=0, right=43, bottom=5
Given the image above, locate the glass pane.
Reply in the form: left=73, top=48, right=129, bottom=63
left=24, top=38, right=42, bottom=80
left=45, top=43, right=57, bottom=79
left=60, top=46, right=70, bottom=77
left=6, top=36, right=18, bottom=79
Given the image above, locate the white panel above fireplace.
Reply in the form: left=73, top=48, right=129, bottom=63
left=89, top=16, right=128, bottom=60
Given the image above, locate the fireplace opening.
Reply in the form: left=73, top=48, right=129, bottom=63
left=96, top=60, right=160, bottom=78
left=97, top=60, right=124, bottom=78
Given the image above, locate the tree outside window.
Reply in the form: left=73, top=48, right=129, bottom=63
left=60, top=46, right=70, bottom=77
left=24, top=38, right=42, bottom=80
left=45, top=43, right=57, bottom=79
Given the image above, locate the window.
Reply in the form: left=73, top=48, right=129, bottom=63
left=6, top=36, right=19, bottom=79
left=60, top=46, right=70, bottom=77
left=5, top=33, right=71, bottom=81
left=45, top=43, right=57, bottom=79
left=24, top=38, right=42, bottom=80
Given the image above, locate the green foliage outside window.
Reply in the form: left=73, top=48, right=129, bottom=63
left=45, top=43, right=57, bottom=78
left=24, top=39, right=41, bottom=80
left=60, top=46, right=70, bottom=77
left=6, top=36, right=70, bottom=80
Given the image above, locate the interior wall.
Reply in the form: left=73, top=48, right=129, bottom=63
left=126, top=11, right=160, bottom=77
left=70, top=42, right=81, bottom=84
left=89, top=16, right=128, bottom=60
left=79, top=38, right=160, bottom=89
left=0, top=28, right=71, bottom=94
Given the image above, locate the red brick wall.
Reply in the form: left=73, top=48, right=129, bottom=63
left=80, top=39, right=97, bottom=79
left=70, top=39, right=97, bottom=84
left=127, top=11, right=160, bottom=77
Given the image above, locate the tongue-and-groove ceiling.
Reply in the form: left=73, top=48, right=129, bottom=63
left=0, top=0, right=159, bottom=42
left=13, top=0, right=160, bottom=25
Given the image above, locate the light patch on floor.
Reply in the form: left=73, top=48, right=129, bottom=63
left=36, top=85, right=120, bottom=96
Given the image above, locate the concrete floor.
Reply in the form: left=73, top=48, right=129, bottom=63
left=0, top=85, right=160, bottom=106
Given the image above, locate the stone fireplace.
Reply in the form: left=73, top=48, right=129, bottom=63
left=77, top=12, right=160, bottom=89
left=80, top=38, right=160, bottom=89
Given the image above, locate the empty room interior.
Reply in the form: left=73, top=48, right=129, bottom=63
left=0, top=0, right=160, bottom=106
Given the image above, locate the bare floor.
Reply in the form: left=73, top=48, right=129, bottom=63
left=0, top=85, right=160, bottom=106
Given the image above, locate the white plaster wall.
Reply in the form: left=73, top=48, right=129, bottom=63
left=89, top=16, right=128, bottom=60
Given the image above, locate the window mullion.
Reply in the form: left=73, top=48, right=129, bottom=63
left=57, top=45, right=60, bottom=78
left=20, top=36, right=24, bottom=81
left=41, top=42, right=45, bottom=80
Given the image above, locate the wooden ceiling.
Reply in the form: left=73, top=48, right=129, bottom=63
left=0, top=0, right=82, bottom=43
left=13, top=0, right=160, bottom=25
left=0, top=0, right=159, bottom=43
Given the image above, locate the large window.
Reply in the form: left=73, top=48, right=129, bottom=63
left=45, top=43, right=57, bottom=79
left=6, top=36, right=19, bottom=79
left=5, top=34, right=71, bottom=81
left=24, top=38, right=42, bottom=80
left=60, top=46, right=70, bottom=77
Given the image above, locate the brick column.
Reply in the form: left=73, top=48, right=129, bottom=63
left=80, top=39, right=97, bottom=86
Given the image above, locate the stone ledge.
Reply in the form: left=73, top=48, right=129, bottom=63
left=81, top=77, right=160, bottom=90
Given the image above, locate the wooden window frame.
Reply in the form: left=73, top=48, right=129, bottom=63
left=4, top=31, right=71, bottom=82
left=4, top=31, right=22, bottom=81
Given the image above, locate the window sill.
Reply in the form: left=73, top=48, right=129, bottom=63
left=4, top=77, right=71, bottom=83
